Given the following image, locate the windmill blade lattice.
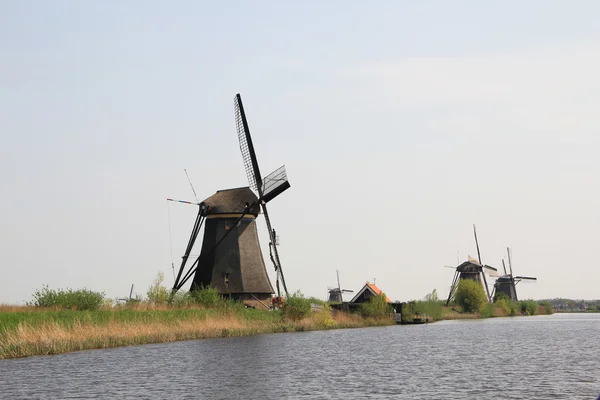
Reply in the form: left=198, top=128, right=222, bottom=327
left=234, top=94, right=261, bottom=192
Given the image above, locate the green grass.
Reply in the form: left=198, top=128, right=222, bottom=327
left=0, top=306, right=284, bottom=335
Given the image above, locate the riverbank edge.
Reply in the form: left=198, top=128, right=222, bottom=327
left=0, top=310, right=394, bottom=359
left=435, top=306, right=554, bottom=322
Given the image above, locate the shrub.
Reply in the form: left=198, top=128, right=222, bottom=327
left=520, top=299, right=538, bottom=316
left=495, top=297, right=519, bottom=316
left=480, top=302, right=496, bottom=318
left=539, top=300, right=553, bottom=315
left=409, top=290, right=443, bottom=321
left=171, top=291, right=195, bottom=308
left=146, top=272, right=169, bottom=304
left=190, top=285, right=224, bottom=308
left=29, top=285, right=105, bottom=311
left=312, top=304, right=336, bottom=329
left=401, top=301, right=416, bottom=323
left=360, top=293, right=393, bottom=319
left=454, top=279, right=488, bottom=313
left=420, top=290, right=443, bottom=320
left=282, top=291, right=312, bottom=321
left=493, top=291, right=510, bottom=303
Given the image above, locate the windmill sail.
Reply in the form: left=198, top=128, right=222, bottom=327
left=468, top=255, right=480, bottom=264
left=483, top=266, right=502, bottom=278
left=234, top=93, right=291, bottom=298
left=235, top=94, right=261, bottom=193
left=262, top=165, right=291, bottom=203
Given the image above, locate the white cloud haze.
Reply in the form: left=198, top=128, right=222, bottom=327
left=1, top=2, right=599, bottom=304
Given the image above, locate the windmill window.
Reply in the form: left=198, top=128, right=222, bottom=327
left=224, top=273, right=230, bottom=286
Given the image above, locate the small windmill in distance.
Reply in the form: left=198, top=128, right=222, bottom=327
left=492, top=247, right=537, bottom=302
left=327, top=270, right=353, bottom=303
left=445, top=225, right=500, bottom=306
left=117, top=284, right=136, bottom=303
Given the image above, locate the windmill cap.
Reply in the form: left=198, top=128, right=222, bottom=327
left=202, top=187, right=260, bottom=216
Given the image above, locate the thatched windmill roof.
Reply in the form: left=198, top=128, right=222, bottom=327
left=201, top=187, right=261, bottom=216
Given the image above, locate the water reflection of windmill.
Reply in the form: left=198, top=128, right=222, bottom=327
left=327, top=270, right=353, bottom=303
left=445, top=225, right=500, bottom=306
left=492, top=247, right=537, bottom=302
left=169, top=94, right=291, bottom=309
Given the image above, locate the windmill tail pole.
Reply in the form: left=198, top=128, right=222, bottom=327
left=261, top=203, right=289, bottom=297
left=269, top=242, right=281, bottom=300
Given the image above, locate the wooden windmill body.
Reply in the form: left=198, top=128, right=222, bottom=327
left=492, top=248, right=537, bottom=302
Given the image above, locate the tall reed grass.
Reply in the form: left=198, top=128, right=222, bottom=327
left=0, top=304, right=392, bottom=359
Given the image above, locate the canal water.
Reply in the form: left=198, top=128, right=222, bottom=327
left=0, top=313, right=598, bottom=399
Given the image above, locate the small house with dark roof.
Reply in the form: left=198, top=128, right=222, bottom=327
left=350, top=283, right=392, bottom=304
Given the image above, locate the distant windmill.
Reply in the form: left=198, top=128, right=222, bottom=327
left=169, top=94, right=291, bottom=309
left=492, top=247, right=537, bottom=302
left=445, top=225, right=500, bottom=306
left=327, top=270, right=353, bottom=303
left=118, top=284, right=135, bottom=303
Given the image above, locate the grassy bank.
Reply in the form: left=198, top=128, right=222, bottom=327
left=439, top=303, right=554, bottom=321
left=0, top=304, right=393, bottom=359
left=440, top=307, right=481, bottom=320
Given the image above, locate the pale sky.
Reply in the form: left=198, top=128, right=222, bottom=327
left=1, top=1, right=599, bottom=304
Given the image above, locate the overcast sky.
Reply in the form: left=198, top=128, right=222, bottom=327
left=1, top=1, right=599, bottom=304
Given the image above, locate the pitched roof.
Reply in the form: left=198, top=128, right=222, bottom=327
left=350, top=283, right=392, bottom=303
left=366, top=283, right=392, bottom=302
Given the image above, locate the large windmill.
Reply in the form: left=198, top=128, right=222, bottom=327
left=445, top=225, right=500, bottom=306
left=327, top=270, right=353, bottom=303
left=492, top=247, right=537, bottom=302
left=169, top=94, right=291, bottom=309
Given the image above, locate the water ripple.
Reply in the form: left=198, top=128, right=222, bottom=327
left=0, top=314, right=599, bottom=399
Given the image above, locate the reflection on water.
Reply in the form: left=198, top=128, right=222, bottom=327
left=0, top=314, right=599, bottom=399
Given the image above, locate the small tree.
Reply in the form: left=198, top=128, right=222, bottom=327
left=454, top=279, right=488, bottom=313
left=282, top=291, right=312, bottom=321
left=360, top=293, right=393, bottom=319
left=146, top=271, right=169, bottom=304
